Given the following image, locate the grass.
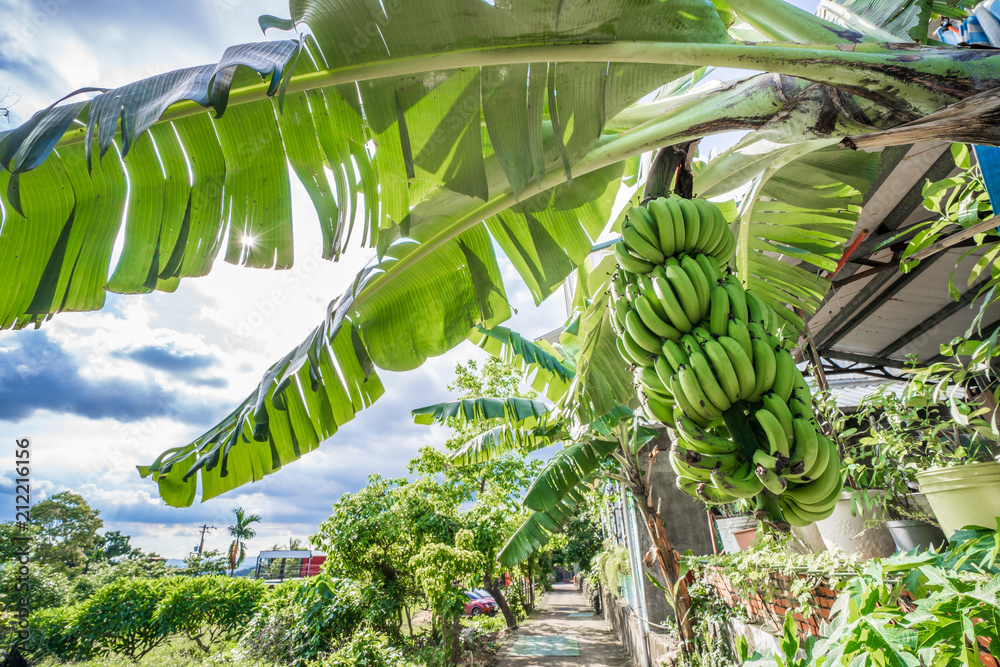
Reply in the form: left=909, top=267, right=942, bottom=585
left=31, top=636, right=278, bottom=667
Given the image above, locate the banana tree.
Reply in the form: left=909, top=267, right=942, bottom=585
left=2, top=0, right=996, bottom=509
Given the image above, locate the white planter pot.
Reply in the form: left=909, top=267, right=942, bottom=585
left=790, top=522, right=826, bottom=554
left=815, top=491, right=896, bottom=559
left=714, top=515, right=757, bottom=554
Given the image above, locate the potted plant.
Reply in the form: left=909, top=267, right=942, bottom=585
left=903, top=356, right=1000, bottom=536
left=838, top=387, right=946, bottom=553
left=809, top=391, right=898, bottom=558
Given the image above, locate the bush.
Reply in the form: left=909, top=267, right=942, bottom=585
left=311, top=627, right=418, bottom=667
left=76, top=576, right=178, bottom=661
left=71, top=558, right=170, bottom=602
left=157, top=575, right=266, bottom=651
left=0, top=561, right=72, bottom=611
left=241, top=575, right=378, bottom=666
left=27, top=604, right=88, bottom=662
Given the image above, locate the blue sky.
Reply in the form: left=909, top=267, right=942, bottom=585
left=0, top=0, right=821, bottom=558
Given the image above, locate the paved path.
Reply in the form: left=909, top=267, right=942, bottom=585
left=496, top=583, right=632, bottom=667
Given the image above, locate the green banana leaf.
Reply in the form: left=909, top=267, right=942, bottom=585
left=449, top=422, right=566, bottom=467
left=467, top=324, right=574, bottom=402
left=522, top=439, right=619, bottom=512
left=498, top=487, right=588, bottom=567
left=411, top=397, right=551, bottom=427
left=13, top=0, right=1000, bottom=505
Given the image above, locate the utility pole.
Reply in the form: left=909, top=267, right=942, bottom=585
left=196, top=524, right=216, bottom=554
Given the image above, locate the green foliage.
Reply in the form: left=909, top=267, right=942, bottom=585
left=156, top=576, right=266, bottom=651
left=75, top=577, right=177, bottom=661
left=0, top=521, right=39, bottom=563
left=589, top=544, right=632, bottom=598
left=30, top=492, right=104, bottom=576
left=310, top=627, right=419, bottom=667
left=240, top=576, right=388, bottom=667
left=27, top=604, right=88, bottom=662
left=180, top=549, right=228, bottom=576
left=0, top=561, right=72, bottom=611
left=87, top=530, right=142, bottom=564
left=679, top=578, right=744, bottom=667
left=551, top=503, right=604, bottom=571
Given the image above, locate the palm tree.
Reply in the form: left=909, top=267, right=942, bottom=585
left=226, top=507, right=261, bottom=576
left=1, top=0, right=996, bottom=509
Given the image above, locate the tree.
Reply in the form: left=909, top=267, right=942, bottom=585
left=2, top=0, right=995, bottom=510
left=30, top=492, right=103, bottom=576
left=226, top=507, right=261, bottom=576
left=87, top=530, right=142, bottom=564
left=180, top=549, right=227, bottom=576
left=311, top=475, right=456, bottom=638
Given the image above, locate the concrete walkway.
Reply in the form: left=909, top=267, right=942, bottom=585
left=496, top=583, right=632, bottom=667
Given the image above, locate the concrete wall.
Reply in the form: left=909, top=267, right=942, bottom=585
left=634, top=430, right=716, bottom=624
left=595, top=583, right=681, bottom=667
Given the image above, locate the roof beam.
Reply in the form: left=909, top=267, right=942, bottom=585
left=814, top=252, right=943, bottom=349
left=923, top=315, right=1000, bottom=365
left=817, top=349, right=908, bottom=369
left=876, top=278, right=990, bottom=358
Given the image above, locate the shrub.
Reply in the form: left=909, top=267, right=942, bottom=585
left=241, top=575, right=377, bottom=666
left=311, top=627, right=418, bottom=667
left=0, top=561, right=72, bottom=611
left=27, top=604, right=88, bottom=662
left=76, top=576, right=178, bottom=661
left=157, top=575, right=266, bottom=651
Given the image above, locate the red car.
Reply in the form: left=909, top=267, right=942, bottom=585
left=463, top=590, right=497, bottom=616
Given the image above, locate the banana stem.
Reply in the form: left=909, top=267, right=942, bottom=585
left=754, top=490, right=789, bottom=532
left=722, top=402, right=760, bottom=461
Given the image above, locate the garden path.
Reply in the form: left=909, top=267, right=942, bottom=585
left=495, top=583, right=632, bottom=667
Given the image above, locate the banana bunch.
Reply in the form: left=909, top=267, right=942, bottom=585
left=609, top=196, right=842, bottom=529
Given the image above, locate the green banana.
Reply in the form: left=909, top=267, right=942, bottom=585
left=745, top=291, right=771, bottom=329
left=645, top=395, right=676, bottom=425
left=727, top=316, right=753, bottom=360
left=696, top=482, right=739, bottom=506
left=752, top=447, right=785, bottom=474
left=636, top=274, right=668, bottom=318
left=701, top=337, right=741, bottom=405
left=675, top=476, right=701, bottom=498
left=634, top=294, right=683, bottom=341
left=625, top=309, right=663, bottom=354
left=748, top=328, right=776, bottom=402
left=615, top=337, right=635, bottom=366
left=675, top=198, right=701, bottom=253
left=621, top=329, right=655, bottom=368
left=712, top=228, right=736, bottom=266
left=672, top=442, right=740, bottom=472
left=613, top=298, right=631, bottom=328
left=660, top=340, right=689, bottom=376
left=682, top=431, right=741, bottom=456
left=638, top=365, right=670, bottom=396
left=611, top=271, right=627, bottom=302
left=674, top=414, right=707, bottom=443
left=761, top=391, right=794, bottom=443
left=651, top=268, right=694, bottom=333
left=755, top=464, right=788, bottom=494
left=688, top=348, right=732, bottom=412
left=692, top=198, right=720, bottom=250
left=722, top=276, right=749, bottom=324
left=783, top=443, right=841, bottom=505
left=678, top=365, right=723, bottom=422
left=664, top=257, right=702, bottom=324
left=794, top=472, right=845, bottom=514
left=694, top=252, right=723, bottom=288
left=781, top=497, right=835, bottom=526
left=715, top=334, right=756, bottom=401
left=788, top=418, right=820, bottom=478
left=670, top=449, right=715, bottom=482
left=614, top=241, right=654, bottom=274
left=627, top=205, right=660, bottom=248
left=708, top=285, right=731, bottom=337
left=647, top=198, right=677, bottom=257
left=700, top=208, right=726, bottom=257
left=663, top=197, right=685, bottom=255
left=623, top=224, right=665, bottom=264
left=680, top=253, right=711, bottom=317
left=772, top=348, right=796, bottom=403
left=711, top=463, right=764, bottom=499
left=787, top=432, right=833, bottom=484
left=755, top=408, right=789, bottom=457
left=669, top=375, right=714, bottom=427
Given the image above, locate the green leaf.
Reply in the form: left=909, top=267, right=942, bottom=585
left=411, top=397, right=550, bottom=427
left=522, top=440, right=618, bottom=512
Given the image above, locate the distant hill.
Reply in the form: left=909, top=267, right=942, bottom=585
left=165, top=559, right=186, bottom=569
